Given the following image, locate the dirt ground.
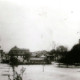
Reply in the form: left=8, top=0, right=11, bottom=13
left=0, top=63, right=80, bottom=80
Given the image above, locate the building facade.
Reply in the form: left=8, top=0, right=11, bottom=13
left=0, top=49, right=3, bottom=62
left=8, top=46, right=30, bottom=63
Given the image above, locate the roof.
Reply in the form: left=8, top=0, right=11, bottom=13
left=31, top=50, right=48, bottom=57
left=30, top=58, right=44, bottom=60
left=31, top=52, right=37, bottom=57
left=10, top=46, right=20, bottom=51
left=9, top=46, right=30, bottom=56
left=10, top=46, right=29, bottom=51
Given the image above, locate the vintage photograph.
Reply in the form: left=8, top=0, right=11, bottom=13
left=0, top=0, right=80, bottom=80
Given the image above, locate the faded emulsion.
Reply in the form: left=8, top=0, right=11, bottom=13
left=0, top=0, right=80, bottom=80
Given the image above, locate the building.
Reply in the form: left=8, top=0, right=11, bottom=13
left=29, top=57, right=46, bottom=64
left=29, top=54, right=46, bottom=64
left=29, top=51, right=48, bottom=64
left=2, top=52, right=10, bottom=63
left=8, top=46, right=51, bottom=64
left=31, top=50, right=48, bottom=57
left=8, top=46, right=30, bottom=63
left=0, top=48, right=3, bottom=63
left=0, top=45, right=5, bottom=63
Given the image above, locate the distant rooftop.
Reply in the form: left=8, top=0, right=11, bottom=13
left=10, top=46, right=29, bottom=51
left=30, top=57, right=44, bottom=60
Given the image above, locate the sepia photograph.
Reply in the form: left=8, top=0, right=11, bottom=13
left=0, top=0, right=80, bottom=80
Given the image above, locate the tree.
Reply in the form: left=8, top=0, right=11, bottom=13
left=69, top=44, right=80, bottom=64
left=49, top=49, right=56, bottom=55
left=58, top=43, right=80, bottom=66
left=55, top=45, right=68, bottom=61
left=9, top=56, right=19, bottom=80
left=9, top=56, right=19, bottom=68
left=56, top=46, right=67, bottom=52
left=23, top=52, right=31, bottom=63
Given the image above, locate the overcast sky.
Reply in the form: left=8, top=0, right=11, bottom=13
left=0, top=0, right=80, bottom=52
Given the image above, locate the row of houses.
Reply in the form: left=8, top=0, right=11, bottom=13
left=0, top=46, right=53, bottom=64
left=1, top=39, right=80, bottom=64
